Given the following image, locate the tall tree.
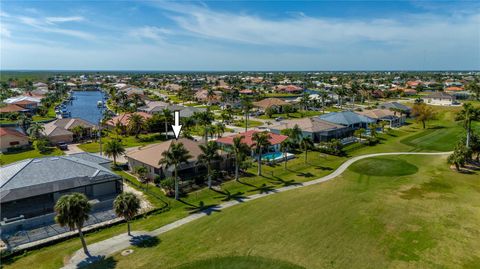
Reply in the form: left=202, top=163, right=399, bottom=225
left=162, top=109, right=172, bottom=140
left=127, top=113, right=145, bottom=138
left=456, top=103, right=479, bottom=148
left=231, top=135, right=250, bottom=181
left=241, top=97, right=253, bottom=132
left=27, top=122, right=45, bottom=140
left=54, top=193, right=91, bottom=256
left=194, top=110, right=215, bottom=143
left=411, top=102, right=435, bottom=129
left=280, top=139, right=294, bottom=169
left=159, top=142, right=192, bottom=200
left=114, top=192, right=141, bottom=236
left=300, top=136, right=314, bottom=163
left=17, top=114, right=32, bottom=134
left=104, top=139, right=125, bottom=165
left=197, top=141, right=222, bottom=188
left=252, top=131, right=272, bottom=176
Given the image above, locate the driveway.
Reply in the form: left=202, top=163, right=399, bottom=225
left=64, top=143, right=84, bottom=155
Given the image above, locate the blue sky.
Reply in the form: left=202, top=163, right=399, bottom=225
left=1, top=0, right=479, bottom=70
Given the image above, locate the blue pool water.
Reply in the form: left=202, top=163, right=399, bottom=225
left=262, top=152, right=283, bottom=160
left=64, top=91, right=105, bottom=125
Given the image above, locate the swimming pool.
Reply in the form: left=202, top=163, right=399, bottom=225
left=261, top=152, right=294, bottom=162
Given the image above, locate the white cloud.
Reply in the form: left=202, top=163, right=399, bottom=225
left=46, top=16, right=85, bottom=23
left=129, top=26, right=172, bottom=42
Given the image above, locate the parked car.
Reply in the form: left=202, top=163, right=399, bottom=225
left=275, top=117, right=284, bottom=121
left=57, top=142, right=68, bottom=150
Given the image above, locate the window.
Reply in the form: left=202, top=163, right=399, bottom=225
left=9, top=141, right=20, bottom=146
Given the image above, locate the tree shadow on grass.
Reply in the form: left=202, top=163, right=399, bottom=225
left=237, top=178, right=257, bottom=188
left=268, top=177, right=302, bottom=187
left=211, top=188, right=247, bottom=202
left=77, top=255, right=111, bottom=269
left=182, top=200, right=222, bottom=215
left=296, top=172, right=314, bottom=178
left=250, top=183, right=277, bottom=194
left=129, top=235, right=160, bottom=248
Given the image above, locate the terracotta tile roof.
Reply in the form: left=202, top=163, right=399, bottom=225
left=253, top=98, right=289, bottom=109
left=445, top=86, right=464, bottom=91
left=0, top=104, right=27, bottom=113
left=216, top=130, right=288, bottom=147
left=126, top=138, right=203, bottom=169
left=356, top=109, right=397, bottom=120
left=12, top=100, right=37, bottom=106
left=106, top=112, right=152, bottom=126
left=0, top=127, right=27, bottom=138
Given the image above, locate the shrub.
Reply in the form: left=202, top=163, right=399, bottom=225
left=160, top=177, right=175, bottom=196
left=33, top=139, right=50, bottom=153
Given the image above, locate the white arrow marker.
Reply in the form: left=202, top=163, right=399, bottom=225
left=171, top=110, right=182, bottom=140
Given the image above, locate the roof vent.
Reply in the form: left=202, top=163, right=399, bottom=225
left=50, top=157, right=59, bottom=161
left=32, top=159, right=42, bottom=163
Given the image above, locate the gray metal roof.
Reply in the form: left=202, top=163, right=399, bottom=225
left=378, top=102, right=411, bottom=112
left=317, top=111, right=375, bottom=126
left=0, top=155, right=120, bottom=202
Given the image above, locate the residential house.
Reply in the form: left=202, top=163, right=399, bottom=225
left=137, top=100, right=169, bottom=114
left=273, top=85, right=303, bottom=94
left=317, top=111, right=375, bottom=130
left=105, top=112, right=152, bottom=130
left=194, top=89, right=222, bottom=104
left=216, top=130, right=288, bottom=156
left=0, top=153, right=122, bottom=238
left=356, top=109, right=405, bottom=128
left=42, top=118, right=96, bottom=144
left=269, top=118, right=350, bottom=143
left=423, top=92, right=456, bottom=106
left=253, top=98, right=289, bottom=113
left=0, top=127, right=29, bottom=152
left=126, top=138, right=228, bottom=180
left=378, top=102, right=411, bottom=116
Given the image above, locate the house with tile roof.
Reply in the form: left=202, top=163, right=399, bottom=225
left=0, top=153, right=121, bottom=237
left=356, top=109, right=405, bottom=127
left=0, top=127, right=29, bottom=152
left=216, top=130, right=288, bottom=156
left=269, top=118, right=351, bottom=143
left=42, top=118, right=97, bottom=144
left=126, top=138, right=229, bottom=180
left=253, top=98, right=289, bottom=113
left=105, top=112, right=152, bottom=129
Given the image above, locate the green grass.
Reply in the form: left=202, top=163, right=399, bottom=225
left=80, top=155, right=479, bottom=269
left=78, top=133, right=166, bottom=153
left=3, top=104, right=477, bottom=268
left=349, top=157, right=418, bottom=176
left=173, top=256, right=305, bottom=269
left=258, top=110, right=323, bottom=120
left=233, top=119, right=263, bottom=128
left=0, top=148, right=64, bottom=165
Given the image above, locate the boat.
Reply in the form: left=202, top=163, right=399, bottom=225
left=97, top=100, right=103, bottom=107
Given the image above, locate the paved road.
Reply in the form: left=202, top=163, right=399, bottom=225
left=63, top=151, right=451, bottom=268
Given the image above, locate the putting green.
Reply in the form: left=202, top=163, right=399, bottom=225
left=349, top=157, right=418, bottom=176
left=173, top=256, right=305, bottom=269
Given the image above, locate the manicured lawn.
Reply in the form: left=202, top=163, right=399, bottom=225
left=232, top=119, right=263, bottom=128
left=155, top=256, right=305, bottom=269
left=78, top=133, right=166, bottom=153
left=3, top=104, right=477, bottom=268
left=82, top=155, right=479, bottom=268
left=0, top=148, right=64, bottom=165
left=258, top=110, right=323, bottom=120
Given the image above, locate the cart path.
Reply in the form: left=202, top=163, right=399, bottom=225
left=63, top=151, right=451, bottom=268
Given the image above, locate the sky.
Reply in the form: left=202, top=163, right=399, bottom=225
left=1, top=0, right=479, bottom=71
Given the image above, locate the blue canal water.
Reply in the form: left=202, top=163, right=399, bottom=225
left=64, top=91, right=105, bottom=125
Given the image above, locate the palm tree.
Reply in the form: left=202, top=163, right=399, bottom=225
left=71, top=125, right=85, bottom=141
left=280, top=139, right=294, bottom=169
left=113, top=192, right=141, bottom=236
left=456, top=103, right=479, bottom=148
left=159, top=142, right=192, bottom=200
left=194, top=110, right=215, bottom=143
left=354, top=128, right=365, bottom=141
left=214, top=122, right=226, bottom=138
left=281, top=124, right=302, bottom=147
left=231, top=135, right=250, bottom=181
left=300, top=136, right=314, bottom=163
left=241, top=97, right=253, bottom=132
left=162, top=109, right=172, bottom=140
left=252, top=131, right=271, bottom=176
left=104, top=139, right=125, bottom=166
left=319, top=90, right=329, bottom=114
left=128, top=113, right=145, bottom=138
left=369, top=123, right=379, bottom=138
left=197, top=141, right=222, bottom=188
left=17, top=114, right=32, bottom=134
left=299, top=92, right=310, bottom=111
left=27, top=122, right=45, bottom=140
left=54, top=193, right=91, bottom=256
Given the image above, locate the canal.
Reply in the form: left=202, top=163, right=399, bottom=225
left=64, top=90, right=105, bottom=124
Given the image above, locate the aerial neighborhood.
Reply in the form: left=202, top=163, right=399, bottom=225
left=1, top=72, right=479, bottom=266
